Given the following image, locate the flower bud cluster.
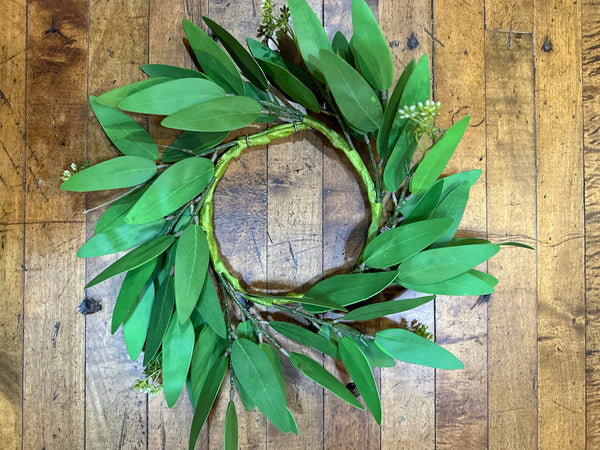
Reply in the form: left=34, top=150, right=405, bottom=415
left=398, top=100, right=445, bottom=141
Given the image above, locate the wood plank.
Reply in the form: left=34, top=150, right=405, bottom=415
left=485, top=30, right=537, bottom=450
left=22, top=0, right=87, bottom=448
left=583, top=0, right=600, bottom=447
left=0, top=0, right=26, bottom=448
left=85, top=1, right=149, bottom=448
left=534, top=1, right=586, bottom=448
left=432, top=2, right=488, bottom=448
left=485, top=0, right=533, bottom=32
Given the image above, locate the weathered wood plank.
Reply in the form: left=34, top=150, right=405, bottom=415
left=22, top=0, right=87, bottom=448
left=486, top=30, right=537, bottom=450
left=0, top=0, right=26, bottom=448
left=485, top=0, right=533, bottom=32
left=583, top=0, right=600, bottom=447
left=535, top=1, right=586, bottom=448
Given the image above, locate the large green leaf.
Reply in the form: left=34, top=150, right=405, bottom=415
left=287, top=0, right=332, bottom=79
left=400, top=269, right=497, bottom=296
left=410, top=116, right=470, bottom=194
left=125, top=157, right=214, bottom=224
left=269, top=321, right=338, bottom=358
left=224, top=401, right=238, bottom=450
left=231, top=339, right=291, bottom=433
left=289, top=352, right=364, bottom=409
left=161, top=130, right=229, bottom=163
left=61, top=156, right=157, bottom=192
left=162, top=96, right=261, bottom=132
left=429, top=181, right=470, bottom=246
left=351, top=0, right=394, bottom=89
left=77, top=220, right=165, bottom=258
left=174, top=224, right=209, bottom=323
left=141, top=64, right=207, bottom=79
left=342, top=295, right=435, bottom=321
left=96, top=77, right=171, bottom=107
left=203, top=17, right=269, bottom=91
left=375, top=328, right=464, bottom=369
left=349, top=336, right=396, bottom=368
left=247, top=39, right=320, bottom=112
left=85, top=235, right=175, bottom=289
left=188, top=356, right=227, bottom=450
left=143, top=277, right=175, bottom=365
left=338, top=337, right=381, bottom=424
left=396, top=244, right=501, bottom=285
left=303, top=270, right=398, bottom=313
left=319, top=49, right=383, bottom=133
left=182, top=19, right=244, bottom=95
left=89, top=97, right=158, bottom=160
left=94, top=187, right=145, bottom=233
left=190, top=326, right=226, bottom=406
left=163, top=312, right=195, bottom=407
left=111, top=259, right=157, bottom=334
left=362, top=217, right=454, bottom=268
left=197, top=277, right=227, bottom=339
left=402, top=181, right=444, bottom=223
left=122, top=280, right=154, bottom=361
left=118, top=78, right=226, bottom=115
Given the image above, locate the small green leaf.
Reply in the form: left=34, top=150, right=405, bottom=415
left=61, top=156, right=157, bottom=192
left=400, top=269, right=496, bottom=295
left=85, top=235, right=175, bottom=289
left=182, top=19, right=244, bottom=94
left=342, top=296, right=435, bottom=321
left=198, top=277, right=227, bottom=339
left=203, top=17, right=269, bottom=91
left=269, top=321, right=338, bottom=358
left=338, top=337, right=381, bottom=424
left=402, top=181, right=443, bottom=223
left=189, top=356, right=228, bottom=450
left=289, top=352, right=364, bottom=409
left=410, top=116, right=470, bottom=194
left=224, top=401, right=238, bottom=450
left=331, top=31, right=354, bottom=66
left=123, top=280, right=155, bottom=361
left=143, top=277, right=175, bottom=365
left=142, top=64, right=207, bottom=79
left=429, top=182, right=470, bottom=246
left=498, top=241, right=535, bottom=250
left=162, top=96, right=262, bottom=132
left=396, top=244, right=500, bottom=285
left=96, top=77, right=172, bottom=107
left=235, top=320, right=257, bottom=342
left=319, top=49, right=383, bottom=133
left=375, top=328, right=464, bottom=369
left=89, top=97, right=159, bottom=160
left=382, top=126, right=417, bottom=192
left=244, top=82, right=278, bottom=123
left=349, top=336, right=396, bottom=368
left=161, top=131, right=229, bottom=163
left=175, top=224, right=209, bottom=323
left=190, top=327, right=226, bottom=406
left=94, top=187, right=145, bottom=233
left=125, top=157, right=214, bottom=224
left=163, top=312, right=195, bottom=407
left=362, top=217, right=454, bottom=268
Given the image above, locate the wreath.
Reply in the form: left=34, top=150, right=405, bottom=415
left=60, top=0, right=529, bottom=447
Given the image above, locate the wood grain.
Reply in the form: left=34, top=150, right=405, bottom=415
left=485, top=0, right=533, bottom=32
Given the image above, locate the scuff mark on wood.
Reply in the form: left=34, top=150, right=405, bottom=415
left=51, top=321, right=60, bottom=347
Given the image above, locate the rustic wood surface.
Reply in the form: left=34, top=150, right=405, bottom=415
left=0, top=0, right=595, bottom=448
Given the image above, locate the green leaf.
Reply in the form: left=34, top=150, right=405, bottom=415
left=198, top=277, right=227, bottom=339
left=182, top=19, right=244, bottom=95
left=375, top=328, right=464, bottom=369
left=118, top=78, right=226, bottom=115
left=203, top=17, right=269, bottom=91
left=269, top=321, right=338, bottom=358
left=400, top=269, right=496, bottom=295
left=303, top=270, right=398, bottom=313
left=122, top=279, right=154, bottom=361
left=338, top=337, right=381, bottom=424
left=396, top=244, right=501, bottom=286
left=244, top=292, right=347, bottom=312
left=189, top=356, right=227, bottom=450
left=96, top=77, right=172, bottom=107
left=111, top=259, right=157, bottom=334
left=143, top=277, right=175, bottom=365
left=247, top=39, right=320, bottom=112
left=244, top=82, right=278, bottom=123
left=224, top=401, right=238, bottom=450
left=351, top=0, right=394, bottom=89
left=410, top=116, right=470, bottom=194
left=498, top=241, right=535, bottom=250
left=163, top=312, right=195, bottom=407
left=142, top=64, right=207, bottom=79
left=162, top=96, right=262, bottom=132
left=77, top=220, right=165, bottom=258
left=362, top=217, right=454, bottom=268
left=287, top=0, right=332, bottom=79
left=231, top=339, right=291, bottom=433
left=342, top=295, right=435, bottom=321
left=125, top=157, right=214, bottom=224
left=94, top=187, right=146, bottom=233
left=349, top=337, right=396, bottom=368
left=236, top=379, right=255, bottom=412
left=402, top=181, right=443, bottom=223
left=89, top=97, right=159, bottom=160
left=331, top=31, right=354, bottom=66
left=161, top=131, right=229, bottom=162
left=289, top=352, right=364, bottom=409
left=377, top=60, right=415, bottom=159
left=61, top=156, right=157, bottom=192
left=319, top=49, right=383, bottom=133
left=175, top=224, right=209, bottom=323
left=86, top=235, right=175, bottom=289
left=235, top=320, right=257, bottom=342
left=382, top=125, right=417, bottom=192
left=429, top=181, right=470, bottom=246
left=190, top=327, right=226, bottom=406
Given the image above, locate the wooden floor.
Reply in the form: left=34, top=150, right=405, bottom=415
left=1, top=0, right=598, bottom=448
